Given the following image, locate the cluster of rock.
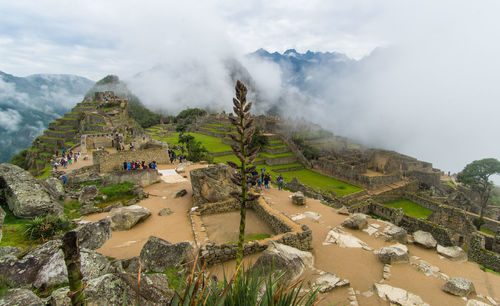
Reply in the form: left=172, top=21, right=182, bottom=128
left=190, top=164, right=239, bottom=205
left=0, top=218, right=193, bottom=305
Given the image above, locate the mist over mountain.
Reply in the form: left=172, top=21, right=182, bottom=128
left=0, top=71, right=94, bottom=162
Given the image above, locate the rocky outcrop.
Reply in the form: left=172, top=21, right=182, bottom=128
left=291, top=191, right=306, bottom=206
left=374, top=244, right=409, bottom=264
left=0, top=239, right=109, bottom=289
left=251, top=241, right=313, bottom=280
left=41, top=177, right=65, bottom=201
left=323, top=227, right=369, bottom=249
left=383, top=225, right=408, bottom=244
left=313, top=272, right=349, bottom=293
left=0, top=163, right=63, bottom=218
left=190, top=164, right=239, bottom=204
left=443, top=277, right=476, bottom=297
left=436, top=245, right=467, bottom=262
left=0, top=246, right=21, bottom=258
left=47, top=287, right=70, bottom=306
left=158, top=208, right=172, bottom=216
left=0, top=288, right=43, bottom=306
left=78, top=185, right=98, bottom=203
left=412, top=230, right=437, bottom=248
left=109, top=205, right=151, bottom=231
left=139, top=236, right=192, bottom=272
left=341, top=213, right=368, bottom=230
left=81, top=273, right=172, bottom=305
left=374, top=283, right=429, bottom=306
left=0, top=206, right=4, bottom=243
left=75, top=218, right=111, bottom=250
left=337, top=206, right=350, bottom=215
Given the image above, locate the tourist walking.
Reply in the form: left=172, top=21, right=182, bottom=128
left=264, top=173, right=270, bottom=189
left=277, top=173, right=284, bottom=190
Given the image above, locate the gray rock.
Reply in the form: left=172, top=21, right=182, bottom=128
left=341, top=213, right=368, bottom=230
left=251, top=241, right=313, bottom=281
left=0, top=239, right=109, bottom=289
left=175, top=189, right=187, bottom=198
left=111, top=256, right=141, bottom=274
left=436, top=245, right=467, bottom=262
left=83, top=273, right=171, bottom=305
left=374, top=243, right=409, bottom=264
left=101, top=201, right=123, bottom=212
left=47, top=287, right=70, bottom=306
left=0, top=206, right=4, bottom=243
left=109, top=205, right=151, bottom=231
left=139, top=236, right=192, bottom=272
left=79, top=204, right=101, bottom=215
left=158, top=208, right=172, bottom=216
left=190, top=164, right=239, bottom=204
left=466, top=300, right=491, bottom=306
left=314, top=272, right=350, bottom=293
left=291, top=191, right=306, bottom=206
left=75, top=218, right=111, bottom=250
left=78, top=185, right=98, bottom=203
left=0, top=246, right=22, bottom=258
left=337, top=206, right=350, bottom=215
left=374, top=283, right=429, bottom=306
left=443, top=277, right=476, bottom=297
left=0, top=288, right=43, bottom=306
left=383, top=225, right=408, bottom=243
left=0, top=163, right=63, bottom=218
left=41, top=177, right=65, bottom=201
left=412, top=230, right=437, bottom=248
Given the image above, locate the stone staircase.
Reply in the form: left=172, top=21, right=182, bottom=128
left=342, top=179, right=411, bottom=205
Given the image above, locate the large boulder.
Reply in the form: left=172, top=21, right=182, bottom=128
left=0, top=246, right=21, bottom=258
left=291, top=191, right=306, bottom=206
left=0, top=288, right=43, bottom=306
left=383, top=225, right=408, bottom=244
left=341, top=213, right=368, bottom=230
left=41, top=177, right=65, bottom=201
left=436, top=245, right=467, bottom=262
left=442, top=277, right=476, bottom=297
left=374, top=243, right=409, bottom=264
left=78, top=185, right=98, bottom=203
left=314, top=272, right=350, bottom=293
left=190, top=164, right=239, bottom=204
left=47, top=287, right=70, bottom=306
left=139, top=236, right=192, bottom=272
left=0, top=239, right=109, bottom=289
left=251, top=241, right=313, bottom=280
left=82, top=273, right=171, bottom=305
left=412, top=230, right=437, bottom=248
left=374, top=283, right=429, bottom=306
left=75, top=218, right=111, bottom=250
left=0, top=164, right=63, bottom=218
left=109, top=205, right=151, bottom=231
left=0, top=206, right=4, bottom=243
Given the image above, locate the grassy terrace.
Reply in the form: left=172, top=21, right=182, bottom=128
left=268, top=139, right=283, bottom=144
left=264, top=145, right=287, bottom=149
left=383, top=199, right=433, bottom=219
left=151, top=132, right=232, bottom=153
left=278, top=169, right=362, bottom=196
left=205, top=123, right=235, bottom=129
left=259, top=152, right=293, bottom=158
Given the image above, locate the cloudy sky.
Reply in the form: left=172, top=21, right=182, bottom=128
left=1, top=0, right=500, bottom=178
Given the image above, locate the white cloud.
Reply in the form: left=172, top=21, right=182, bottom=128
left=0, top=108, right=22, bottom=131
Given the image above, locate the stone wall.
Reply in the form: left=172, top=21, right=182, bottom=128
left=426, top=205, right=477, bottom=244
left=468, top=234, right=500, bottom=272
left=102, top=169, right=159, bottom=187
left=408, top=169, right=441, bottom=188
left=95, top=148, right=169, bottom=173
left=190, top=197, right=312, bottom=265
left=264, top=155, right=297, bottom=166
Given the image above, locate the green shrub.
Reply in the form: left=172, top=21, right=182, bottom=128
left=473, top=217, right=485, bottom=230
left=97, top=182, right=135, bottom=203
left=24, top=215, right=72, bottom=241
left=10, top=149, right=29, bottom=170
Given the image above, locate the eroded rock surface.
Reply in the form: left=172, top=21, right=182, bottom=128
left=78, top=185, right=98, bottom=203
left=341, top=213, right=368, bottom=230
left=0, top=288, right=43, bottom=306
left=314, top=272, right=350, bottom=293
left=251, top=241, right=313, bottom=280
left=0, top=163, right=63, bottom=218
left=383, top=225, right=408, bottom=244
left=374, top=243, right=409, bottom=264
left=109, top=205, right=151, bottom=231
left=443, top=277, right=476, bottom=297
left=139, top=236, right=192, bottom=272
left=412, top=230, right=437, bottom=248
left=190, top=164, right=239, bottom=204
left=374, top=283, right=429, bottom=306
left=436, top=245, right=467, bottom=262
left=323, top=227, right=369, bottom=248
left=75, top=218, right=111, bottom=250
left=291, top=191, right=306, bottom=206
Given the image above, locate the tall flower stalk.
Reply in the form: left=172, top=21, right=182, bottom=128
left=227, top=80, right=260, bottom=267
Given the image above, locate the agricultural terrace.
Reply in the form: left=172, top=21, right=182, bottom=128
left=382, top=198, right=433, bottom=219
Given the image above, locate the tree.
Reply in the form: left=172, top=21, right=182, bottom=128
left=457, top=158, right=500, bottom=228
left=226, top=81, right=260, bottom=267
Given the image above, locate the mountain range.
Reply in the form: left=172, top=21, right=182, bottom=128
left=0, top=71, right=94, bottom=162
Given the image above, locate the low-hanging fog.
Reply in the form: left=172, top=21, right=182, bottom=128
left=2, top=0, right=500, bottom=177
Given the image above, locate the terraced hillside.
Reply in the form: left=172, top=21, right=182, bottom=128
left=146, top=122, right=362, bottom=197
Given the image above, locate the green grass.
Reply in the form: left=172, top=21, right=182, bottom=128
left=35, top=165, right=52, bottom=180
left=443, top=180, right=456, bottom=188
left=205, top=123, right=235, bottom=129
left=0, top=206, right=36, bottom=249
left=213, top=154, right=264, bottom=165
left=266, top=163, right=303, bottom=170
left=59, top=117, right=77, bottom=121
left=97, top=182, right=135, bottom=204
left=259, top=152, right=293, bottom=159
left=268, top=140, right=283, bottom=144
left=383, top=199, right=433, bottom=219
left=63, top=200, right=82, bottom=220
left=480, top=228, right=495, bottom=236
left=152, top=132, right=232, bottom=153
left=276, top=169, right=363, bottom=197
left=479, top=265, right=500, bottom=276
left=264, top=145, right=287, bottom=149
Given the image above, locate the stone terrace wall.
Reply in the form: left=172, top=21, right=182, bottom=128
left=95, top=148, right=169, bottom=173
left=102, top=169, right=159, bottom=187
left=191, top=197, right=312, bottom=265
left=468, top=234, right=500, bottom=272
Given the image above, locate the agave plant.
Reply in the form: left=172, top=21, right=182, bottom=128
left=226, top=80, right=261, bottom=267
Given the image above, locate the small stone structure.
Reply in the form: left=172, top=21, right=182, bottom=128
left=468, top=233, right=500, bottom=272
left=291, top=192, right=306, bottom=205
left=102, top=169, right=159, bottom=187
left=189, top=197, right=312, bottom=265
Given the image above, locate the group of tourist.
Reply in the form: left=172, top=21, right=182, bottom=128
left=168, top=149, right=186, bottom=164
left=235, top=167, right=285, bottom=192
left=123, top=160, right=157, bottom=170
left=116, top=143, right=135, bottom=151
left=53, top=150, right=82, bottom=169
